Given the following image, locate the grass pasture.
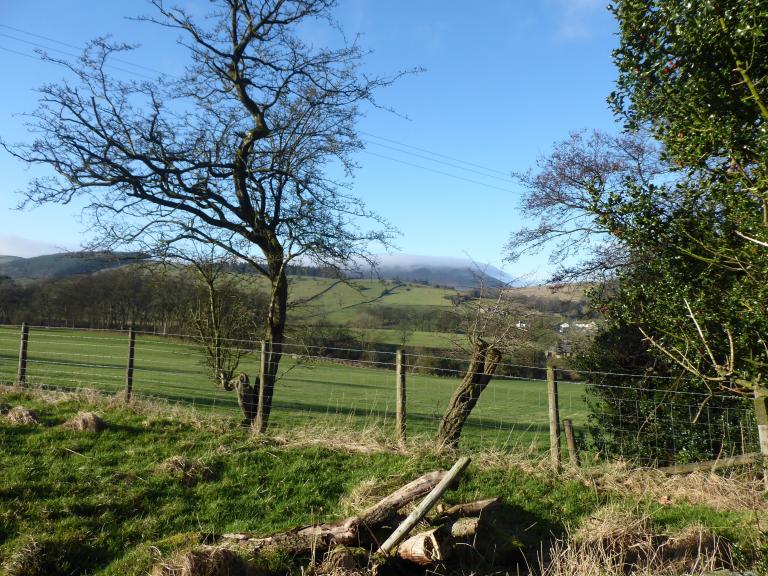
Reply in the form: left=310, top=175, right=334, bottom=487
left=0, top=325, right=588, bottom=452
left=0, top=390, right=762, bottom=575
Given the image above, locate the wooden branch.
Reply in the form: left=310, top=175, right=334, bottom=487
left=358, top=470, right=447, bottom=527
left=378, top=457, right=471, bottom=555
left=220, top=469, right=449, bottom=555
left=658, top=452, right=760, bottom=475
left=438, top=498, right=500, bottom=521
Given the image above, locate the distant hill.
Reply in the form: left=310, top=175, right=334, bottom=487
left=356, top=254, right=512, bottom=290
left=0, top=250, right=512, bottom=291
left=0, top=255, right=22, bottom=266
left=0, top=252, right=145, bottom=280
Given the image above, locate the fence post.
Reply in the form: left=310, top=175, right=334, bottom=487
left=255, top=340, right=267, bottom=433
left=396, top=349, right=407, bottom=444
left=547, top=363, right=561, bottom=473
left=563, top=418, right=580, bottom=467
left=16, top=323, right=29, bottom=387
left=754, top=386, right=768, bottom=490
left=125, top=328, right=135, bottom=402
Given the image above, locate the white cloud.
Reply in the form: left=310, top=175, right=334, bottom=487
left=0, top=235, right=71, bottom=257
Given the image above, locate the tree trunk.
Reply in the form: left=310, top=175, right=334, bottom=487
left=437, top=340, right=501, bottom=449
left=256, top=260, right=288, bottom=431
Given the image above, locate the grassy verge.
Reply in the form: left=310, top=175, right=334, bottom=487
left=1, top=389, right=765, bottom=575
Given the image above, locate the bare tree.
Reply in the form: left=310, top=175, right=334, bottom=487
left=189, top=256, right=262, bottom=382
left=3, top=0, right=407, bottom=431
left=505, top=130, right=665, bottom=285
left=437, top=281, right=533, bottom=449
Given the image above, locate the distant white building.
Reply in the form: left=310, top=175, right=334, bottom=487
left=557, top=322, right=570, bottom=333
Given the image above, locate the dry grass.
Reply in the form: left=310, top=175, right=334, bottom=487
left=5, top=406, right=39, bottom=425
left=541, top=506, right=734, bottom=576
left=63, top=411, right=106, bottom=432
left=268, top=420, right=404, bottom=454
left=0, top=383, right=237, bottom=433
left=151, top=546, right=252, bottom=576
left=583, top=460, right=765, bottom=512
left=158, top=455, right=211, bottom=486
left=1, top=537, right=44, bottom=576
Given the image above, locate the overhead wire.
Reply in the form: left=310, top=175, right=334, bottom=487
left=0, top=25, right=516, bottom=191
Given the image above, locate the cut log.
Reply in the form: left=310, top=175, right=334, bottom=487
left=447, top=517, right=479, bottom=540
left=397, top=528, right=451, bottom=565
left=396, top=518, right=481, bottom=566
left=220, top=468, right=450, bottom=556
left=440, top=498, right=500, bottom=520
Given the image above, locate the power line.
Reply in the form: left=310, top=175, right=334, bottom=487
left=1, top=25, right=517, bottom=191
left=361, top=130, right=510, bottom=177
left=363, top=139, right=514, bottom=184
left=360, top=150, right=517, bottom=193
left=0, top=24, right=173, bottom=77
left=0, top=33, right=158, bottom=81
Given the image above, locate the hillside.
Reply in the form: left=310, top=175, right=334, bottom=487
left=0, top=251, right=510, bottom=290
left=0, top=252, right=144, bottom=280
left=0, top=255, right=22, bottom=266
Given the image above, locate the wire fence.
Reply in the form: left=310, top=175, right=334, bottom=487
left=0, top=324, right=757, bottom=465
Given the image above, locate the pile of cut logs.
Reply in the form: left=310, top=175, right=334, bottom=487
left=218, top=457, right=515, bottom=569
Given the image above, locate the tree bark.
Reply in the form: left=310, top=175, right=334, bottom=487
left=437, top=341, right=501, bottom=449
left=256, top=260, right=288, bottom=431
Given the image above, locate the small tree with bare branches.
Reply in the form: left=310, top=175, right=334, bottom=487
left=4, top=0, right=408, bottom=431
left=437, top=282, right=533, bottom=449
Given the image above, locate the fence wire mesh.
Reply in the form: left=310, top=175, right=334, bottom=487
left=0, top=324, right=757, bottom=464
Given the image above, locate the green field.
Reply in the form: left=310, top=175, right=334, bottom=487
left=0, top=326, right=588, bottom=451
left=3, top=391, right=754, bottom=575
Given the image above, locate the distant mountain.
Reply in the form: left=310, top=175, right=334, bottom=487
left=0, top=252, right=145, bottom=280
left=0, top=250, right=511, bottom=291
left=354, top=254, right=513, bottom=290
left=0, top=255, right=22, bottom=266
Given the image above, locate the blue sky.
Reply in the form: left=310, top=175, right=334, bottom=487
left=0, top=0, right=620, bottom=278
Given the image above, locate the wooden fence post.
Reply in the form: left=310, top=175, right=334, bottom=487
left=754, top=386, right=768, bottom=490
left=125, top=328, right=135, bottom=402
left=396, top=349, right=407, bottom=444
left=16, top=323, right=29, bottom=387
left=563, top=418, right=580, bottom=467
left=255, top=340, right=267, bottom=433
left=547, top=363, right=561, bottom=473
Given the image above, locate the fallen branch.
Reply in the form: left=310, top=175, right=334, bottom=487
left=221, top=469, right=449, bottom=555
left=379, top=456, right=471, bottom=554
left=658, top=452, right=760, bottom=475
